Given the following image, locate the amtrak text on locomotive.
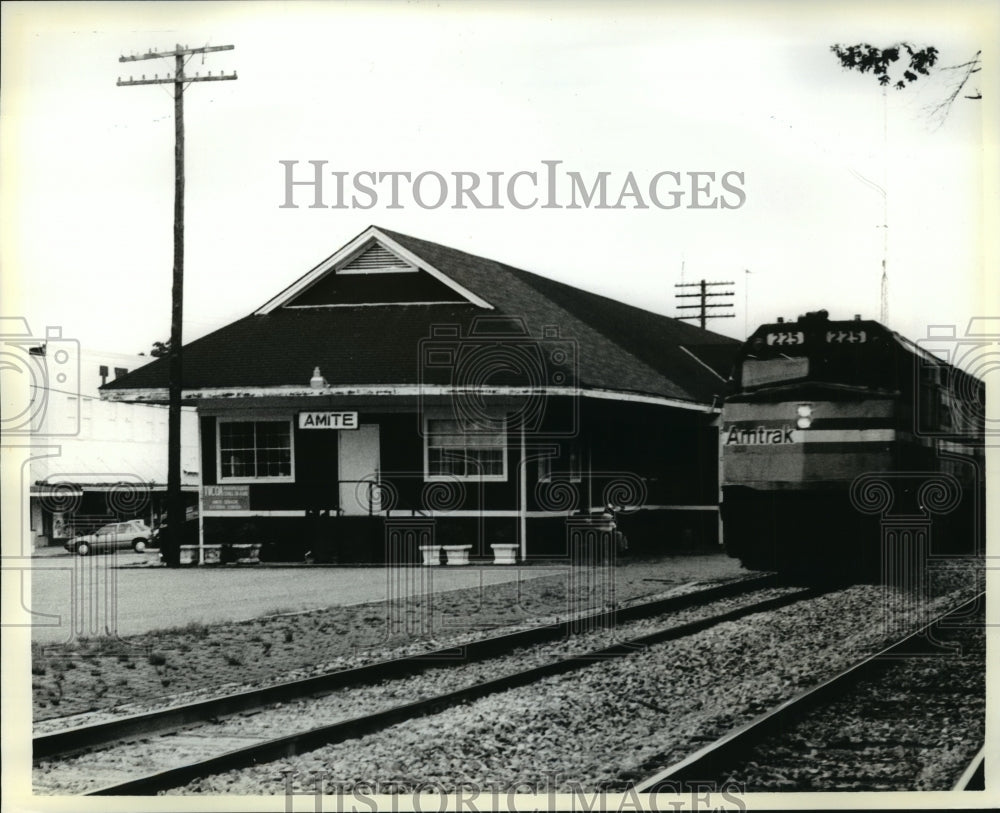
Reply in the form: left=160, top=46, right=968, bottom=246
left=724, top=426, right=796, bottom=445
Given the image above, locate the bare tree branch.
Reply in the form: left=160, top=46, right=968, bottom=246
left=925, top=50, right=982, bottom=129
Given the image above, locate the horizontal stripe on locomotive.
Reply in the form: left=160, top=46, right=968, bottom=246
left=723, top=481, right=862, bottom=492
left=724, top=441, right=894, bottom=455
left=725, top=383, right=900, bottom=403
left=723, top=441, right=893, bottom=462
left=722, top=427, right=896, bottom=445
left=722, top=417, right=896, bottom=430
left=723, top=403, right=895, bottom=422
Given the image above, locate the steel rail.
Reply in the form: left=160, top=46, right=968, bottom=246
left=36, top=574, right=776, bottom=761
left=952, top=745, right=985, bottom=791
left=635, top=591, right=985, bottom=792
left=82, top=583, right=822, bottom=795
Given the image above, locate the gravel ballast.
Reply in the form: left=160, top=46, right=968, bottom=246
left=33, top=583, right=800, bottom=794
left=31, top=556, right=743, bottom=728
left=161, top=574, right=981, bottom=795
left=719, top=600, right=985, bottom=791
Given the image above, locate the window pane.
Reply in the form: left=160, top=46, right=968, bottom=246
left=256, top=447, right=291, bottom=477
left=220, top=422, right=255, bottom=449
left=428, top=447, right=444, bottom=476
left=222, top=449, right=256, bottom=478
left=256, top=421, right=290, bottom=448
left=465, top=429, right=504, bottom=447
left=444, top=450, right=467, bottom=477
left=425, top=416, right=505, bottom=479
left=469, top=448, right=503, bottom=475
left=741, top=357, right=809, bottom=388
left=429, top=448, right=464, bottom=477
left=220, top=420, right=291, bottom=479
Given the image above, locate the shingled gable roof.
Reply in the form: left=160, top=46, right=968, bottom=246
left=102, top=226, right=739, bottom=406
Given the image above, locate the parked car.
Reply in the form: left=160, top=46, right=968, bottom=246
left=64, top=520, right=152, bottom=555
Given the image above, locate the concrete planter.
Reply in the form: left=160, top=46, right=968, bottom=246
left=229, top=542, right=262, bottom=564
left=144, top=548, right=163, bottom=566
left=490, top=543, right=518, bottom=565
left=201, top=544, right=223, bottom=565
left=442, top=545, right=472, bottom=565
left=418, top=545, right=442, bottom=566
left=179, top=545, right=199, bottom=565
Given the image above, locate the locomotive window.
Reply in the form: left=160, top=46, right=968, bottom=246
left=741, top=357, right=809, bottom=388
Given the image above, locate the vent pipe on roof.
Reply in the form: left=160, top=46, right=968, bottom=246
left=310, top=367, right=327, bottom=389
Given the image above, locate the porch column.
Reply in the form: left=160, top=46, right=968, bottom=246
left=197, top=414, right=205, bottom=565
left=519, top=423, right=527, bottom=561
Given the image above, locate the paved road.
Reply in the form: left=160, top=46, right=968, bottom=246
left=23, top=552, right=559, bottom=644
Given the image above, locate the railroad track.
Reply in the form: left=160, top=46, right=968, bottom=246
left=635, top=591, right=985, bottom=793
left=35, top=573, right=775, bottom=762
left=34, top=577, right=823, bottom=795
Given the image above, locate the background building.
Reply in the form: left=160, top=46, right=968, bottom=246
left=29, top=347, right=198, bottom=548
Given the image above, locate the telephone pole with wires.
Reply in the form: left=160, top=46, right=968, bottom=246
left=118, top=44, right=237, bottom=565
left=675, top=279, right=735, bottom=330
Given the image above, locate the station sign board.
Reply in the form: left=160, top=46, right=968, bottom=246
left=299, top=411, right=359, bottom=430
left=203, top=485, right=250, bottom=511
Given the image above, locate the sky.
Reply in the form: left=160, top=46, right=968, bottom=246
left=2, top=1, right=997, bottom=364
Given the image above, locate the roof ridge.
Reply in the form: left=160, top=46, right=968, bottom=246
left=106, top=227, right=739, bottom=404
left=376, top=226, right=736, bottom=344
left=379, top=229, right=709, bottom=402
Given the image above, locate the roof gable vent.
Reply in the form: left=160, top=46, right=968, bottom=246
left=339, top=241, right=415, bottom=274
left=256, top=226, right=495, bottom=312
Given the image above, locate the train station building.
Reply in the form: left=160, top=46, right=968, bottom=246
left=101, top=226, right=739, bottom=563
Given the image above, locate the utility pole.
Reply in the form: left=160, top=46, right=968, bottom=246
left=675, top=279, right=735, bottom=330
left=118, top=45, right=237, bottom=565
left=879, top=86, right=889, bottom=325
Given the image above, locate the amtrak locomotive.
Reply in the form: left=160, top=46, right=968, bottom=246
left=720, top=310, right=985, bottom=579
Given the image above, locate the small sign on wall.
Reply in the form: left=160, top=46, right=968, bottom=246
left=203, top=485, right=250, bottom=511
left=299, top=411, right=359, bottom=429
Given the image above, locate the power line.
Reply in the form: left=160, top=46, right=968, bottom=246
left=118, top=44, right=237, bottom=565
left=675, top=279, right=735, bottom=330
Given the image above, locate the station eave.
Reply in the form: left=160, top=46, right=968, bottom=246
left=100, top=384, right=719, bottom=414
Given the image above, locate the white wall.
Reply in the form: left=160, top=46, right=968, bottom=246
left=29, top=347, right=198, bottom=546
